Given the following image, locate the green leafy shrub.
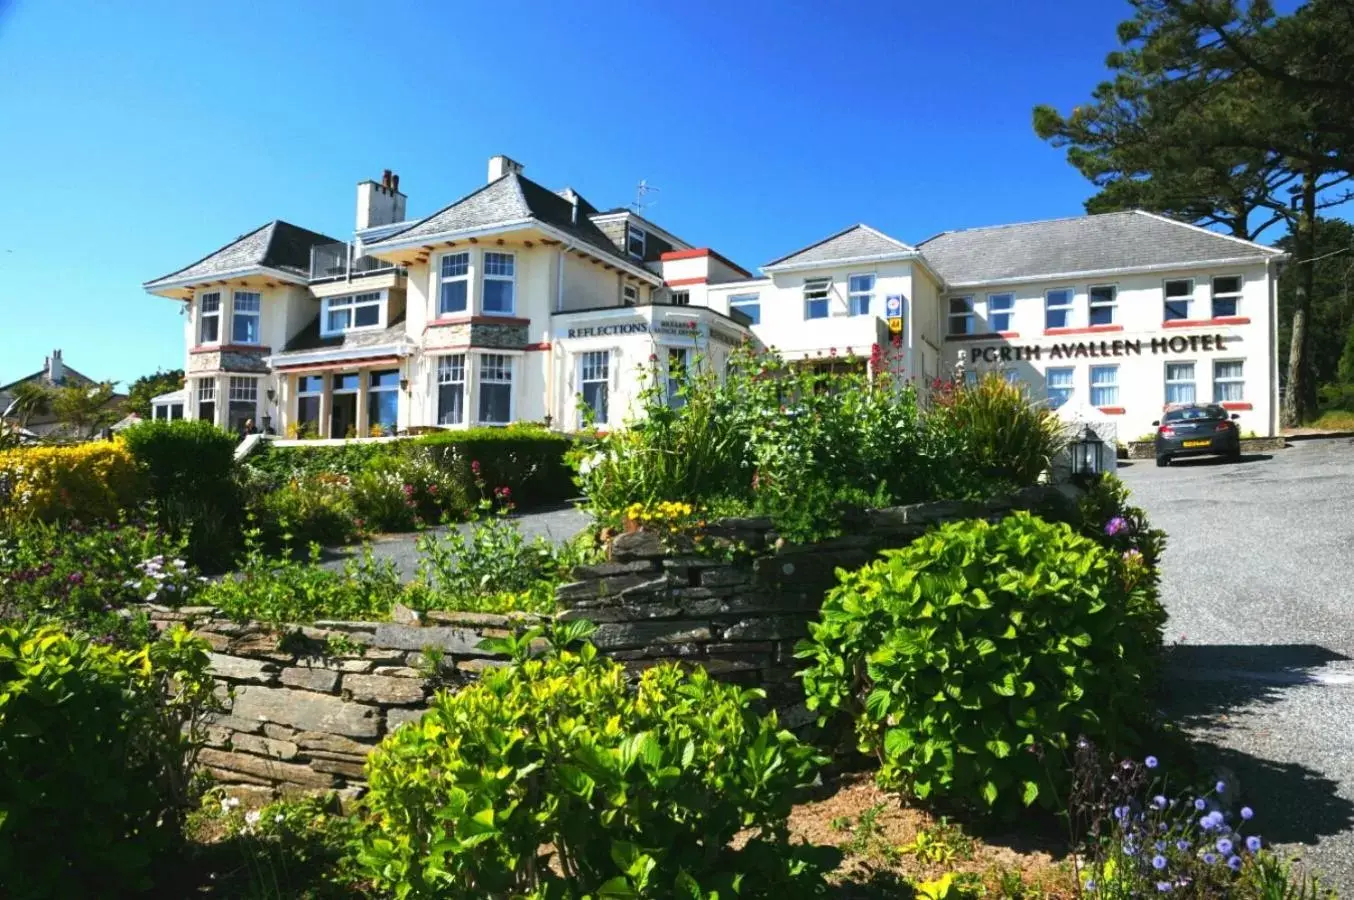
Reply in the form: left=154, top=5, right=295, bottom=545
left=417, top=424, right=575, bottom=509
left=349, top=447, right=469, bottom=532
left=354, top=636, right=827, bottom=898
left=927, top=374, right=1067, bottom=498
left=246, top=440, right=386, bottom=479
left=246, top=472, right=360, bottom=549
left=121, top=419, right=242, bottom=570
left=0, top=519, right=202, bottom=644
left=797, top=512, right=1166, bottom=816
left=199, top=534, right=404, bottom=626
left=0, top=621, right=217, bottom=899
left=411, top=515, right=564, bottom=615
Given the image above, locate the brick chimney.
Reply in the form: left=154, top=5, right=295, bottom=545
left=356, top=170, right=407, bottom=230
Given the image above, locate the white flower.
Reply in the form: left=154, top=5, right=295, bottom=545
left=244, top=810, right=261, bottom=828
left=226, top=797, right=240, bottom=809
left=275, top=813, right=284, bottom=823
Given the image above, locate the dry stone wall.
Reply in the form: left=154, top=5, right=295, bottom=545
left=160, top=483, right=1075, bottom=797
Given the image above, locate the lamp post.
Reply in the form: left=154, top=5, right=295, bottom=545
left=1071, top=424, right=1106, bottom=478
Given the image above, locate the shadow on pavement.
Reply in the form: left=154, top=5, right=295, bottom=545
left=1166, top=453, right=1274, bottom=468
left=1162, top=643, right=1351, bottom=729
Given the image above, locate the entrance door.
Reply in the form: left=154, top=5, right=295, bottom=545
left=330, top=373, right=359, bottom=438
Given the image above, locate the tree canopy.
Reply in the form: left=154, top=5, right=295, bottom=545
left=125, top=369, right=185, bottom=419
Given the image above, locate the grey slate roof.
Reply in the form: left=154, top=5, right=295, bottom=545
left=274, top=313, right=410, bottom=358
left=366, top=173, right=648, bottom=275
left=917, top=210, right=1283, bottom=287
left=764, top=224, right=915, bottom=269
left=145, top=220, right=341, bottom=289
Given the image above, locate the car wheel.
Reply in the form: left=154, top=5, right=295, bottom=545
left=1156, top=455, right=1169, bottom=468
left=1229, top=445, right=1242, bottom=462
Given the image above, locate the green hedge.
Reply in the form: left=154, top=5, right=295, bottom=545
left=121, top=420, right=241, bottom=571
left=248, top=426, right=576, bottom=511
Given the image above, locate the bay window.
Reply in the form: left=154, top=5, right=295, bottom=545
left=198, top=293, right=221, bottom=344
left=1090, top=365, right=1119, bottom=407
left=368, top=369, right=399, bottom=436
left=848, top=274, right=874, bottom=316
left=227, top=377, right=257, bottom=433
left=1045, top=288, right=1074, bottom=330
left=196, top=379, right=216, bottom=423
left=437, top=354, right=466, bottom=426
left=478, top=354, right=513, bottom=424
left=579, top=350, right=610, bottom=426
left=482, top=252, right=515, bottom=314
left=232, top=291, right=261, bottom=344
left=439, top=252, right=470, bottom=316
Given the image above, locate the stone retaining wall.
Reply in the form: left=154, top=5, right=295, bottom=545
left=162, top=484, right=1075, bottom=797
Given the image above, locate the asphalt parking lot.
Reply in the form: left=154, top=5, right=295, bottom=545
left=1119, top=438, right=1354, bottom=891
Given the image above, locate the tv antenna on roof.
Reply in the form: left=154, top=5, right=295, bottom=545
left=631, top=179, right=659, bottom=213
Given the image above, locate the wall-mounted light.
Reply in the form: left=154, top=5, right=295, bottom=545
left=400, top=378, right=410, bottom=392
left=266, top=388, right=276, bottom=403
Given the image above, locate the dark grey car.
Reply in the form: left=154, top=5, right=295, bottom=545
left=1152, top=404, right=1242, bottom=467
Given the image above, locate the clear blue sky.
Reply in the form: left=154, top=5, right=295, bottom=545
left=0, top=0, right=1168, bottom=387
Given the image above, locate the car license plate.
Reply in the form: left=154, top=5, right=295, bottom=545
left=1183, top=439, right=1210, bottom=448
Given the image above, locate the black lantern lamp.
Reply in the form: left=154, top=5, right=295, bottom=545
left=1071, top=424, right=1106, bottom=477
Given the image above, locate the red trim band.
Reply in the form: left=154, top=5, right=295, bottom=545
left=658, top=247, right=754, bottom=278
left=1221, top=401, right=1253, bottom=410
left=665, top=276, right=707, bottom=287
left=275, top=355, right=402, bottom=373
left=1098, top=406, right=1127, bottom=415
left=1163, top=317, right=1251, bottom=328
left=1044, top=325, right=1124, bottom=336
left=523, top=342, right=552, bottom=352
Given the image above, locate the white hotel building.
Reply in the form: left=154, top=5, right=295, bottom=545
left=144, top=156, right=1284, bottom=441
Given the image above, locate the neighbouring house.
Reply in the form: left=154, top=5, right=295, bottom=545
left=0, top=349, right=128, bottom=439
left=144, top=156, right=1284, bottom=441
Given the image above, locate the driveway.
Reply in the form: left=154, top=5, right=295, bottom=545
left=1119, top=439, right=1354, bottom=891
left=320, top=504, right=591, bottom=581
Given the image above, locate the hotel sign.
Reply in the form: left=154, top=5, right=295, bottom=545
left=965, top=333, right=1231, bottom=364
left=563, top=319, right=704, bottom=340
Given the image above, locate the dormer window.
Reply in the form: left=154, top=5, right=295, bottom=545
left=627, top=224, right=646, bottom=259
left=323, top=291, right=384, bottom=336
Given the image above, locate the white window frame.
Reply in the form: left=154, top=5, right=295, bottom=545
left=198, top=292, right=221, bottom=345
left=1165, top=361, right=1197, bottom=405
left=437, top=251, right=471, bottom=318
left=803, top=278, right=831, bottom=320
left=1213, top=359, right=1245, bottom=402
left=579, top=350, right=611, bottom=426
left=1045, top=288, right=1075, bottom=330
left=476, top=352, right=515, bottom=425
left=667, top=347, right=689, bottom=409
left=847, top=273, right=875, bottom=317
left=1088, top=284, right=1117, bottom=327
left=1211, top=275, right=1244, bottom=319
left=231, top=291, right=262, bottom=345
left=622, top=284, right=639, bottom=307
left=228, top=376, right=258, bottom=404
left=367, top=369, right=400, bottom=436
left=670, top=290, right=690, bottom=306
left=195, top=378, right=216, bottom=421
left=1090, top=365, right=1119, bottom=407
left=1046, top=367, right=1074, bottom=409
left=435, top=354, right=467, bottom=426
left=1164, top=278, right=1194, bottom=321
left=295, top=375, right=323, bottom=432
left=321, top=291, right=386, bottom=338
left=986, top=292, right=1014, bottom=332
left=481, top=251, right=516, bottom=316
left=948, top=296, right=975, bottom=335
left=627, top=224, right=646, bottom=259
left=729, top=292, right=760, bottom=325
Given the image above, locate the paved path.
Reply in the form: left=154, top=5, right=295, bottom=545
left=1119, top=439, right=1354, bottom=891
left=320, top=505, right=591, bottom=580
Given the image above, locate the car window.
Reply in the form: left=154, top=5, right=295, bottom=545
left=1164, top=406, right=1225, bottom=422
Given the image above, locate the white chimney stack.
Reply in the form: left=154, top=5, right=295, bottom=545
left=487, top=155, right=524, bottom=183
left=356, top=169, right=407, bottom=231
left=47, top=349, right=64, bottom=385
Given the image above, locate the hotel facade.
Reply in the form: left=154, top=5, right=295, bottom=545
left=144, top=156, right=1284, bottom=441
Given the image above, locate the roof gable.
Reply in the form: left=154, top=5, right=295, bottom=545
left=918, top=210, right=1282, bottom=287
left=144, top=220, right=339, bottom=289
left=764, top=224, right=915, bottom=270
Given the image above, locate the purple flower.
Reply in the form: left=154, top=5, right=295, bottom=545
left=1228, top=855, right=1243, bottom=871
left=1145, top=755, right=1159, bottom=769
left=1216, top=780, right=1227, bottom=793
left=1152, top=854, right=1168, bottom=870
left=1246, top=836, right=1262, bottom=852
left=68, top=572, right=84, bottom=585
left=1157, top=882, right=1173, bottom=892
left=1217, top=838, right=1234, bottom=855
left=1105, top=516, right=1129, bottom=536
left=1203, top=853, right=1218, bottom=865
left=1114, top=805, right=1129, bottom=821
left=1176, top=840, right=1191, bottom=851
left=1085, top=880, right=1096, bottom=892
left=1152, top=795, right=1168, bottom=810
left=1240, top=806, right=1254, bottom=821
left=1123, top=841, right=1137, bottom=856
left=1194, top=798, right=1207, bottom=811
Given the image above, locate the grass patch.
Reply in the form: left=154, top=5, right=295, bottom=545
left=1305, top=408, right=1354, bottom=431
